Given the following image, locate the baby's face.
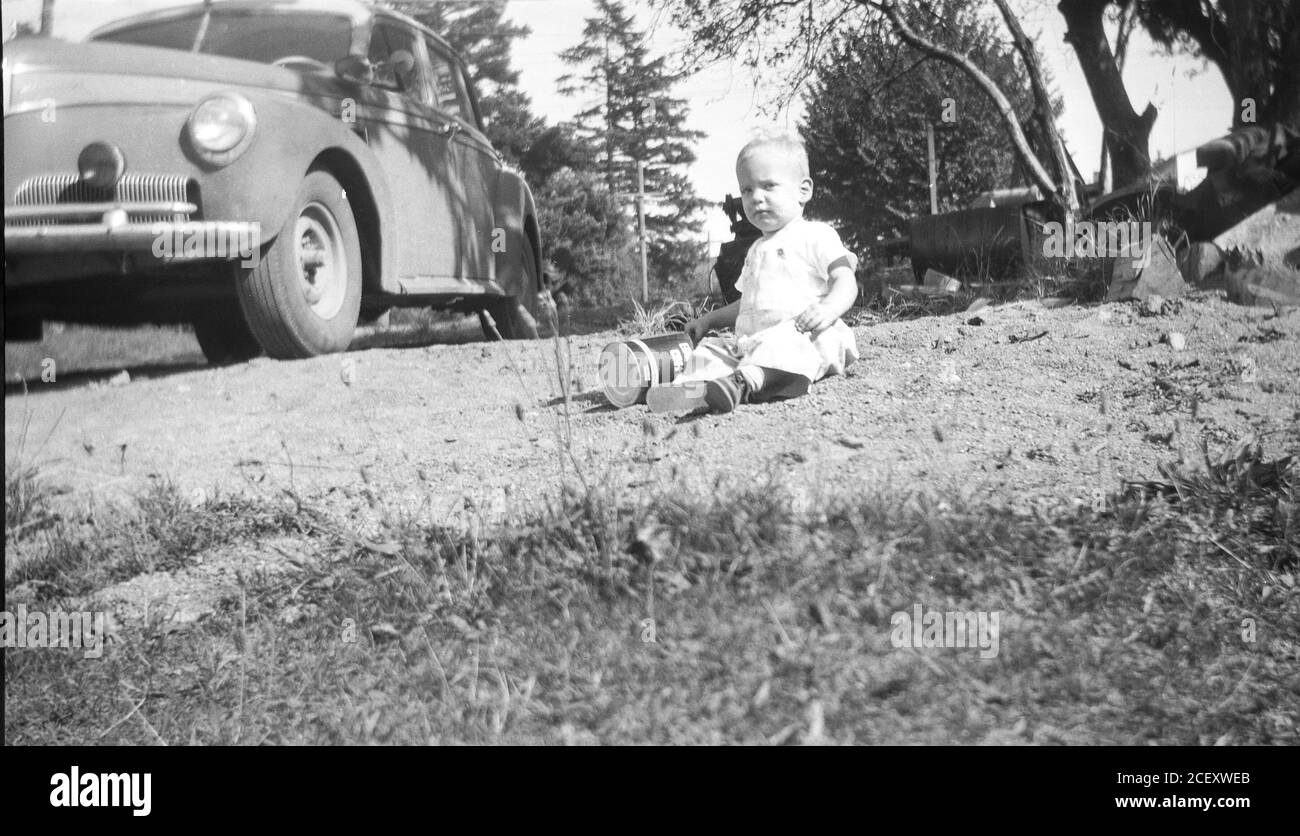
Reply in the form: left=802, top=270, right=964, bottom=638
left=736, top=147, right=812, bottom=234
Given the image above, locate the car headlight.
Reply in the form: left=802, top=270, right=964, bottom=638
left=186, top=92, right=256, bottom=165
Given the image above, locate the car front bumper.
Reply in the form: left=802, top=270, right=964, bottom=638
left=5, top=205, right=261, bottom=263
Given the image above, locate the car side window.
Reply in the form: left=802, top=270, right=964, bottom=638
left=368, top=23, right=422, bottom=96
left=424, top=39, right=473, bottom=122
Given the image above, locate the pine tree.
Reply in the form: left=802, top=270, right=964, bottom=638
left=558, top=0, right=707, bottom=288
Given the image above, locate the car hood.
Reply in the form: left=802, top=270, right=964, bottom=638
left=5, top=37, right=346, bottom=103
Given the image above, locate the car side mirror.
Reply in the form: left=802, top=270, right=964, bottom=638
left=334, top=54, right=374, bottom=85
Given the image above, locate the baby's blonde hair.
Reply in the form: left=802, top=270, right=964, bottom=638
left=736, top=127, right=810, bottom=180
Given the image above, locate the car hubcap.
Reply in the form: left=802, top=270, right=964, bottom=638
left=295, top=202, right=346, bottom=319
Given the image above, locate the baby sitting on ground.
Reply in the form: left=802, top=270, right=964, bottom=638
left=647, top=128, right=860, bottom=414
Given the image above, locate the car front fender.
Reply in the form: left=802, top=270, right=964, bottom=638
left=492, top=169, right=542, bottom=298
left=3, top=75, right=398, bottom=287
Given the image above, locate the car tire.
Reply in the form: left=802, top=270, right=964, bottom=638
left=236, top=170, right=362, bottom=359
left=3, top=316, right=42, bottom=343
left=192, top=305, right=262, bottom=365
left=481, top=230, right=544, bottom=340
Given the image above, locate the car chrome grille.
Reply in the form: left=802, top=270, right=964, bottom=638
left=10, top=173, right=197, bottom=226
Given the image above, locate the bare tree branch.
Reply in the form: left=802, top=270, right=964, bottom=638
left=990, top=0, right=1079, bottom=212
left=865, top=0, right=1060, bottom=201
left=1060, top=0, right=1156, bottom=187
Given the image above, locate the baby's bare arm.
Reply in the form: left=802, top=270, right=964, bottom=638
left=685, top=299, right=740, bottom=345
left=795, top=263, right=858, bottom=334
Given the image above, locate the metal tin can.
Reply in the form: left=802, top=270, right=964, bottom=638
left=599, top=333, right=694, bottom=408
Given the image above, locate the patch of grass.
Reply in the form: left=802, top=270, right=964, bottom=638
left=3, top=323, right=203, bottom=381
left=6, top=447, right=1297, bottom=745
left=615, top=297, right=714, bottom=337
left=1124, top=436, right=1296, bottom=572
left=5, top=481, right=312, bottom=597
left=4, top=401, right=63, bottom=541
left=5, top=457, right=50, bottom=541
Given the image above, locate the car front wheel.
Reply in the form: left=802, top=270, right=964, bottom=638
left=192, top=304, right=262, bottom=365
left=236, top=170, right=362, bottom=359
left=3, top=316, right=42, bottom=343
left=481, top=231, right=544, bottom=340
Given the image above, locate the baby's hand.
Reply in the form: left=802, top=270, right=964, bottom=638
left=685, top=316, right=710, bottom=347
left=795, top=303, right=837, bottom=337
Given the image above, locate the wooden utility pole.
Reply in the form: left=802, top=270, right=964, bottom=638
left=926, top=122, right=938, bottom=214
left=637, top=160, right=648, bottom=302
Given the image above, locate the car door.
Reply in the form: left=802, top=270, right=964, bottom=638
left=358, top=18, right=460, bottom=281
left=423, top=37, right=497, bottom=282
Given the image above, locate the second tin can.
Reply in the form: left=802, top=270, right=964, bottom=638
left=598, top=333, right=694, bottom=408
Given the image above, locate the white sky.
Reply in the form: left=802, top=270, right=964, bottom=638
left=5, top=0, right=1235, bottom=248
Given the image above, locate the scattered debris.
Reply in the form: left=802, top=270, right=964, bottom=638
left=1007, top=330, right=1048, bottom=344
left=931, top=335, right=957, bottom=353
left=1104, top=237, right=1189, bottom=303
left=1215, top=188, right=1300, bottom=274
left=1177, top=241, right=1225, bottom=288
left=1236, top=355, right=1258, bottom=383
left=1216, top=190, right=1300, bottom=307
left=1237, top=327, right=1285, bottom=344
left=886, top=284, right=960, bottom=301
left=1138, top=294, right=1168, bottom=317
left=922, top=269, right=962, bottom=293
left=1225, top=262, right=1300, bottom=307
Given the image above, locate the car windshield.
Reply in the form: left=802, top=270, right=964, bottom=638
left=91, top=9, right=353, bottom=66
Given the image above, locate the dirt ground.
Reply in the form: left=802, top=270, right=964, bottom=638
left=6, top=292, right=1298, bottom=540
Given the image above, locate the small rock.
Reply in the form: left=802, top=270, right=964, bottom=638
left=1140, top=294, right=1165, bottom=316
left=1178, top=241, right=1225, bottom=287
left=1238, top=355, right=1258, bottom=383
left=108, top=370, right=131, bottom=387
left=1166, top=331, right=1187, bottom=351
left=172, top=605, right=210, bottom=625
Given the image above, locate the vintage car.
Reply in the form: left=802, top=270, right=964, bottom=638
left=3, top=0, right=547, bottom=361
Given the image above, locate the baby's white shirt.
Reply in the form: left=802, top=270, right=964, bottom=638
left=734, top=218, right=858, bottom=337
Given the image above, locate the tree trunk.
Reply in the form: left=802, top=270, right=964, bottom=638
left=1213, top=1, right=1300, bottom=128
left=40, top=0, right=55, bottom=36
left=872, top=1, right=1059, bottom=203
left=1098, top=3, right=1136, bottom=191
left=1272, top=19, right=1300, bottom=128
left=1059, top=0, right=1156, bottom=189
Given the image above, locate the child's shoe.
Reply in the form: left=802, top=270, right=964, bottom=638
left=645, top=382, right=708, bottom=413
left=704, top=370, right=751, bottom=413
